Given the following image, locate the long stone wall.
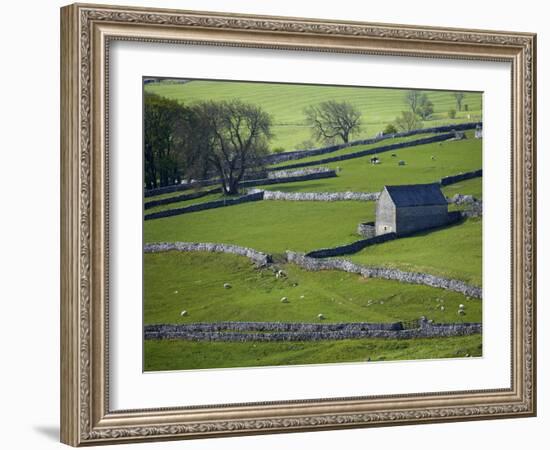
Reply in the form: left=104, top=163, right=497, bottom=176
left=144, top=187, right=220, bottom=210
left=144, top=320, right=482, bottom=342
left=305, top=233, right=398, bottom=258
left=440, top=169, right=483, bottom=186
left=268, top=133, right=456, bottom=172
left=263, top=122, right=482, bottom=166
left=286, top=251, right=482, bottom=299
left=249, top=189, right=379, bottom=202
left=144, top=242, right=272, bottom=266
left=144, top=191, right=265, bottom=220
left=267, top=167, right=332, bottom=179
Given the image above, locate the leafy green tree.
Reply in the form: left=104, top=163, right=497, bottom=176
left=417, top=94, right=434, bottom=120
left=383, top=123, right=398, bottom=134
left=393, top=111, right=422, bottom=132
left=191, top=100, right=273, bottom=195
left=304, top=100, right=362, bottom=144
left=144, top=93, right=193, bottom=189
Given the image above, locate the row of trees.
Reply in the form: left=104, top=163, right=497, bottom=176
left=145, top=93, right=272, bottom=194
left=145, top=90, right=469, bottom=191
left=387, top=90, right=468, bottom=133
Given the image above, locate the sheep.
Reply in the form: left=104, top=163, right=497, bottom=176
left=223, top=283, right=232, bottom=289
left=318, top=313, right=325, bottom=320
left=275, top=270, right=287, bottom=279
left=398, top=160, right=406, bottom=166
left=431, top=155, right=436, bottom=161
left=280, top=297, right=289, bottom=303
left=180, top=310, right=188, bottom=317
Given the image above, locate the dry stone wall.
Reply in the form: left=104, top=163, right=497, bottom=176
left=263, top=122, right=482, bottom=166
left=249, top=189, right=379, bottom=202
left=144, top=242, right=272, bottom=266
left=268, top=133, right=456, bottom=172
left=286, top=251, right=482, bottom=299
left=144, top=320, right=482, bottom=342
left=144, top=191, right=264, bottom=220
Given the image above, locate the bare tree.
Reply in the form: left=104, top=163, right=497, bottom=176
left=191, top=100, right=272, bottom=195
left=394, top=111, right=422, bottom=132
left=304, top=100, right=362, bottom=144
left=404, top=90, right=422, bottom=115
left=453, top=92, right=466, bottom=111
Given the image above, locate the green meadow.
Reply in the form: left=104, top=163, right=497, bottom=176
left=144, top=335, right=482, bottom=371
left=145, top=80, right=482, bottom=150
left=143, top=80, right=483, bottom=371
left=144, top=252, right=482, bottom=371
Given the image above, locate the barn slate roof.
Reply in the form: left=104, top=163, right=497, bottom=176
left=384, top=183, right=448, bottom=207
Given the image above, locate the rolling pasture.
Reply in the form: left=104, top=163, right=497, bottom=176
left=142, top=81, right=483, bottom=371
left=145, top=79, right=482, bottom=150
left=144, top=252, right=482, bottom=370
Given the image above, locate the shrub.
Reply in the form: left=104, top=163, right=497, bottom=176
left=272, top=147, right=286, bottom=154
left=448, top=108, right=457, bottom=119
left=383, top=123, right=398, bottom=135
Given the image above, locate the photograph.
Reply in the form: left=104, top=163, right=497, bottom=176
left=142, top=78, right=484, bottom=372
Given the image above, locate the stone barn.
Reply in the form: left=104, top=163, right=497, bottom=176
left=375, top=183, right=449, bottom=236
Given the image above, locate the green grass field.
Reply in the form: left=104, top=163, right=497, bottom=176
left=144, top=252, right=481, bottom=371
left=144, top=252, right=481, bottom=325
left=144, top=335, right=482, bottom=371
left=348, top=218, right=482, bottom=286
left=260, top=135, right=482, bottom=193
left=145, top=79, right=482, bottom=150
left=144, top=200, right=375, bottom=255
left=143, top=80, right=483, bottom=372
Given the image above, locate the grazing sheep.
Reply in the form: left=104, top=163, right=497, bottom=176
left=280, top=297, right=289, bottom=303
left=300, top=295, right=305, bottom=299
left=275, top=270, right=287, bottom=279
left=440, top=306, right=445, bottom=311
left=459, top=304, right=465, bottom=309
left=174, top=290, right=178, bottom=294
left=458, top=309, right=466, bottom=316
left=180, top=310, right=188, bottom=316
left=318, top=313, right=325, bottom=320
left=223, top=283, right=232, bottom=289
left=431, top=155, right=436, bottom=161
left=398, top=160, right=406, bottom=166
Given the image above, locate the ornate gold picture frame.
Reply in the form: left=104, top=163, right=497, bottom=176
left=60, top=3, right=536, bottom=446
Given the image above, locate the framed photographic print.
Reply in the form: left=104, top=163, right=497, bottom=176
left=60, top=3, right=536, bottom=446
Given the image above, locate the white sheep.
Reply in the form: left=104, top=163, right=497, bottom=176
left=318, top=313, right=325, bottom=320
left=223, top=283, right=232, bottom=289
left=180, top=310, right=188, bottom=316
left=280, top=297, right=289, bottom=303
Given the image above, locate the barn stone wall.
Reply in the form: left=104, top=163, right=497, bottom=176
left=395, top=204, right=449, bottom=235
left=375, top=189, right=396, bottom=235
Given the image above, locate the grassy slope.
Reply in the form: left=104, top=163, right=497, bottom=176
left=260, top=136, right=482, bottom=193
left=348, top=218, right=482, bottom=286
left=144, top=252, right=481, bottom=325
left=144, top=200, right=375, bottom=255
left=143, top=252, right=482, bottom=371
left=144, top=335, right=482, bottom=371
left=268, top=133, right=437, bottom=168
left=442, top=177, right=483, bottom=200
left=145, top=80, right=482, bottom=150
